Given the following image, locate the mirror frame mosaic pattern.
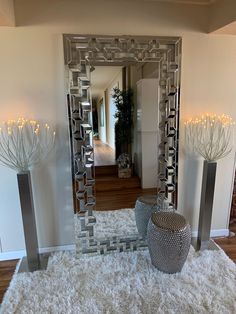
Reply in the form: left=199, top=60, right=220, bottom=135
left=63, top=34, right=181, bottom=255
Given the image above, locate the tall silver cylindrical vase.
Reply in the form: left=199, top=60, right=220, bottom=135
left=197, top=160, right=217, bottom=250
left=17, top=171, right=40, bottom=271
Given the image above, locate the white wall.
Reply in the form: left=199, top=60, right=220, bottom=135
left=178, top=34, right=236, bottom=231
left=0, top=26, right=74, bottom=251
left=136, top=79, right=159, bottom=188
left=97, top=96, right=107, bottom=143
left=131, top=63, right=160, bottom=184
left=105, top=70, right=123, bottom=149
left=0, top=0, right=235, bottom=252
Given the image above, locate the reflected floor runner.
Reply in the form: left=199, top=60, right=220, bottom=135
left=1, top=247, right=236, bottom=313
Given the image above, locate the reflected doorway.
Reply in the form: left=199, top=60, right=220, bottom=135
left=90, top=63, right=160, bottom=213
left=91, top=66, right=123, bottom=166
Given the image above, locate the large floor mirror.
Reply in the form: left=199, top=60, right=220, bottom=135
left=63, top=35, right=181, bottom=255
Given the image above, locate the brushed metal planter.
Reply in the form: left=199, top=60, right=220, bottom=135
left=197, top=161, right=217, bottom=251
left=17, top=171, right=40, bottom=272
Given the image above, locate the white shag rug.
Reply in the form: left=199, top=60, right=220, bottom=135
left=1, top=247, right=236, bottom=314
left=75, top=208, right=138, bottom=238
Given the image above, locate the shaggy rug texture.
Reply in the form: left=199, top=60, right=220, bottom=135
left=1, top=247, right=236, bottom=314
left=75, top=208, right=138, bottom=238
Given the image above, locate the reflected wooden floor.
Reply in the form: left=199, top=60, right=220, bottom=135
left=94, top=139, right=115, bottom=166
left=96, top=188, right=157, bottom=211
left=94, top=164, right=157, bottom=210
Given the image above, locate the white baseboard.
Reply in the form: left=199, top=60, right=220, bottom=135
left=0, top=229, right=229, bottom=261
left=0, top=250, right=26, bottom=261
left=0, top=244, right=76, bottom=261
left=39, top=244, right=76, bottom=254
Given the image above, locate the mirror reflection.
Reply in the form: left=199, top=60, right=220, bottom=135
left=65, top=35, right=181, bottom=255
left=85, top=63, right=160, bottom=239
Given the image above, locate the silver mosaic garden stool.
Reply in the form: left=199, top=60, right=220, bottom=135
left=147, top=212, right=191, bottom=274
left=134, top=195, right=159, bottom=238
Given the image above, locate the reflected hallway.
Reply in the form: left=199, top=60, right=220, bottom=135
left=94, top=139, right=116, bottom=166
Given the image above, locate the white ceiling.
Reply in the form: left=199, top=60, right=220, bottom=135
left=91, top=66, right=123, bottom=98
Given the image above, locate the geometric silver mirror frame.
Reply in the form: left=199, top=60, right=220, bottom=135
left=63, top=34, right=181, bottom=256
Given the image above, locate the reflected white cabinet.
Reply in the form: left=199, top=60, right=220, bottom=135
left=136, top=79, right=159, bottom=188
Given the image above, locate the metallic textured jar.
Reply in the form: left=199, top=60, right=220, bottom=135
left=147, top=212, right=191, bottom=274
left=134, top=195, right=159, bottom=238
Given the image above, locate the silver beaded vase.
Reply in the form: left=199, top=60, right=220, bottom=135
left=147, top=212, right=191, bottom=274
